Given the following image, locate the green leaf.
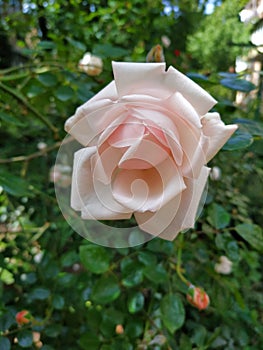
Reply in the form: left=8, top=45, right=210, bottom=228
left=54, top=86, right=74, bottom=101
left=138, top=251, right=157, bottom=266
left=220, top=78, right=256, bottom=92
left=0, top=171, right=32, bottom=197
left=121, top=260, right=144, bottom=287
left=146, top=239, right=173, bottom=254
left=234, top=118, right=263, bottom=138
left=127, top=291, right=144, bottom=313
left=128, top=229, right=145, bottom=247
left=52, top=295, right=65, bottom=309
left=44, top=325, right=62, bottom=338
left=0, top=268, right=14, bottom=285
left=67, top=38, right=86, bottom=51
left=143, top=264, right=168, bottom=284
left=191, top=325, right=207, bottom=347
left=28, top=287, right=50, bottom=301
left=25, top=82, right=45, bottom=98
left=0, top=111, right=25, bottom=126
left=235, top=223, right=263, bottom=251
left=93, top=43, right=128, bottom=58
left=187, top=72, right=208, bottom=81
left=0, top=336, right=11, bottom=350
left=38, top=72, right=58, bottom=87
left=91, top=275, right=120, bottom=304
left=161, top=294, right=185, bottom=333
left=79, top=245, right=110, bottom=274
left=37, top=41, right=56, bottom=50
left=208, top=204, right=231, bottom=229
left=0, top=310, right=14, bottom=332
left=78, top=333, right=100, bottom=350
left=125, top=319, right=144, bottom=338
left=223, top=130, right=253, bottom=150
left=17, top=330, right=33, bottom=348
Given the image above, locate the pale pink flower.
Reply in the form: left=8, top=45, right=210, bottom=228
left=65, top=62, right=237, bottom=240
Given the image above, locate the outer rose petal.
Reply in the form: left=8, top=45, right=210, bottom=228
left=71, top=147, right=132, bottom=220
left=112, top=62, right=217, bottom=115
left=165, top=66, right=217, bottom=115
left=201, top=112, right=238, bottom=162
left=135, top=166, right=210, bottom=240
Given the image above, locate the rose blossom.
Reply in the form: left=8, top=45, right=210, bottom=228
left=65, top=62, right=237, bottom=240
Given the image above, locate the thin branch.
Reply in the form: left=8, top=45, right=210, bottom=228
left=0, top=81, right=58, bottom=135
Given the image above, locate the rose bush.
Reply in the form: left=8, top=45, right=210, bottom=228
left=65, top=62, right=237, bottom=240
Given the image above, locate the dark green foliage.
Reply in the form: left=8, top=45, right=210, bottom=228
left=0, top=1, right=262, bottom=349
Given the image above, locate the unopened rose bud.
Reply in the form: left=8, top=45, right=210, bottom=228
left=146, top=45, right=165, bottom=63
left=215, top=255, right=233, bottom=275
left=78, top=52, right=103, bottom=76
left=16, top=310, right=31, bottom=325
left=115, top=324, right=124, bottom=335
left=187, top=285, right=210, bottom=311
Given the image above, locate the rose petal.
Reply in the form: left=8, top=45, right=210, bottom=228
left=66, top=103, right=128, bottom=146
left=71, top=148, right=131, bottom=220
left=165, top=66, right=217, bottom=115
left=165, top=92, right=202, bottom=128
left=107, top=117, right=146, bottom=147
left=113, top=156, right=185, bottom=212
left=118, top=135, right=171, bottom=170
left=135, top=166, right=210, bottom=239
left=201, top=112, right=238, bottom=162
left=113, top=62, right=168, bottom=98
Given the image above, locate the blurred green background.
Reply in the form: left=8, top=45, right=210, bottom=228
left=0, top=0, right=263, bottom=349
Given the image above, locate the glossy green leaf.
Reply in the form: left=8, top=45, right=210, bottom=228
left=146, top=239, right=173, bottom=254
left=143, top=263, right=168, bottom=284
left=223, top=130, right=253, bottom=150
left=125, top=320, right=144, bottom=338
left=234, top=118, right=263, bottom=138
left=208, top=203, right=231, bottom=229
left=121, top=258, right=144, bottom=287
left=38, top=72, right=58, bottom=87
left=0, top=336, right=10, bottom=350
left=17, top=330, right=33, bottom=348
left=187, top=72, right=208, bottom=81
left=220, top=78, right=256, bottom=92
left=28, top=287, right=50, bottom=301
left=0, top=171, right=32, bottom=197
left=54, top=86, right=74, bottom=101
left=91, top=276, right=120, bottom=304
left=235, top=223, right=263, bottom=251
left=79, top=245, right=110, bottom=274
left=138, top=251, right=157, bottom=266
left=52, top=295, right=65, bottom=309
left=161, top=294, right=185, bottom=333
left=25, top=82, right=45, bottom=98
left=191, top=325, right=207, bottom=347
left=127, top=291, right=144, bottom=313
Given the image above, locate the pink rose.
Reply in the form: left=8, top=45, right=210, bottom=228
left=65, top=62, right=237, bottom=240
